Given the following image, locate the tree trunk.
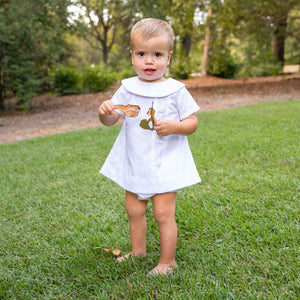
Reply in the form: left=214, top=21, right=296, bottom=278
left=201, top=8, right=212, bottom=76
left=102, top=43, right=108, bottom=64
left=272, top=15, right=287, bottom=66
left=182, top=34, right=192, bottom=57
left=0, top=66, right=4, bottom=110
left=101, top=25, right=109, bottom=64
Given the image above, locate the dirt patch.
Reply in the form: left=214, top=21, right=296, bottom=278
left=0, top=75, right=299, bottom=144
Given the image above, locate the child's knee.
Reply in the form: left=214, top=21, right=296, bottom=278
left=125, top=191, right=147, bottom=218
left=126, top=204, right=146, bottom=219
left=153, top=208, right=174, bottom=225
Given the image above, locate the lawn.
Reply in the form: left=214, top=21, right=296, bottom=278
left=0, top=100, right=299, bottom=299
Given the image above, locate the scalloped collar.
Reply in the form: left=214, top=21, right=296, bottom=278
left=122, top=76, right=185, bottom=98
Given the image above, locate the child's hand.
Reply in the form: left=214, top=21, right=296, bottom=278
left=98, top=100, right=115, bottom=115
left=154, top=114, right=198, bottom=137
left=98, top=100, right=121, bottom=126
left=154, top=119, right=178, bottom=137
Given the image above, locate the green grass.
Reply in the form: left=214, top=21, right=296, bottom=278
left=0, top=100, right=299, bottom=299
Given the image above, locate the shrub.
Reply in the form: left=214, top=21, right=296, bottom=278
left=51, top=66, right=116, bottom=95
left=236, top=62, right=282, bottom=79
left=207, top=52, right=239, bottom=79
left=81, top=66, right=115, bottom=93
left=52, top=67, right=81, bottom=95
left=116, top=66, right=137, bottom=81
left=170, top=60, right=192, bottom=80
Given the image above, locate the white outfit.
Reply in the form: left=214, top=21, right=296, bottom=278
left=100, top=76, right=201, bottom=197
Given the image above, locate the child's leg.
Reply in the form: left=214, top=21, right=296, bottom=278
left=118, top=191, right=148, bottom=261
left=149, top=192, right=177, bottom=275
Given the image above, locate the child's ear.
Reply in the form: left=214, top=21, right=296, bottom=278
left=130, top=49, right=133, bottom=64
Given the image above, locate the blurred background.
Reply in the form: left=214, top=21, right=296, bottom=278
left=0, top=0, right=299, bottom=109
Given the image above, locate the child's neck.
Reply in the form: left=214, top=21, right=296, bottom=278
left=138, top=76, right=167, bottom=83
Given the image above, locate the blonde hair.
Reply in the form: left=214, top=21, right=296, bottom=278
left=130, top=18, right=174, bottom=51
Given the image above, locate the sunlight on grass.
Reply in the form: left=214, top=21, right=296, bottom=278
left=0, top=100, right=299, bottom=299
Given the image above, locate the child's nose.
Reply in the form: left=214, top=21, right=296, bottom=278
left=145, top=55, right=153, bottom=64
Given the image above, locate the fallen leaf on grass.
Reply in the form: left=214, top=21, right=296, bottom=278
left=94, top=247, right=122, bottom=256
left=111, top=247, right=122, bottom=256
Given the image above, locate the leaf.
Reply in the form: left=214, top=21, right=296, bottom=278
left=94, top=247, right=111, bottom=252
left=115, top=104, right=141, bottom=118
left=112, top=247, right=122, bottom=256
left=139, top=119, right=151, bottom=130
left=94, top=246, right=122, bottom=256
left=139, top=103, right=156, bottom=130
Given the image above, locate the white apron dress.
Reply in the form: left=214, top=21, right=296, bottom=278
left=100, top=76, right=201, bottom=196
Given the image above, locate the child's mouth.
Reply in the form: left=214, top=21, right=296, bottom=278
left=144, top=68, right=156, bottom=75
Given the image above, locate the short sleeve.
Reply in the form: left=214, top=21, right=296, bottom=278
left=110, top=85, right=129, bottom=116
left=176, top=87, right=200, bottom=120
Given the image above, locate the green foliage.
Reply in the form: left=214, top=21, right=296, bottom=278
left=285, top=9, right=300, bottom=65
left=170, top=60, right=192, bottom=80
left=116, top=66, right=137, bottom=81
left=52, top=67, right=81, bottom=95
left=203, top=0, right=300, bottom=78
left=1, top=0, right=299, bottom=109
left=0, top=0, right=71, bottom=107
left=52, top=65, right=116, bottom=95
left=82, top=66, right=115, bottom=93
left=237, top=62, right=282, bottom=79
left=207, top=50, right=239, bottom=79
left=74, top=0, right=136, bottom=65
left=0, top=101, right=299, bottom=298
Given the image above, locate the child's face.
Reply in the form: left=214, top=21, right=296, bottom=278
left=130, top=33, right=172, bottom=83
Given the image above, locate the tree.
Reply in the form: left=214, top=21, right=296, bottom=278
left=222, top=0, right=300, bottom=66
left=285, top=8, right=300, bottom=64
left=171, top=0, right=200, bottom=58
left=132, top=0, right=171, bottom=20
left=201, top=7, right=212, bottom=76
left=268, top=0, right=299, bottom=65
left=74, top=0, right=135, bottom=65
left=200, top=0, right=238, bottom=78
left=0, top=0, right=71, bottom=109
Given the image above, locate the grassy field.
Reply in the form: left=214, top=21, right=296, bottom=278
left=0, top=100, right=299, bottom=299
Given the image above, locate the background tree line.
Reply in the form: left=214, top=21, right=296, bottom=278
left=0, top=0, right=299, bottom=109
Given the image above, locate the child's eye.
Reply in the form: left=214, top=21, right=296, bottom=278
left=137, top=52, right=145, bottom=56
left=155, top=52, right=162, bottom=57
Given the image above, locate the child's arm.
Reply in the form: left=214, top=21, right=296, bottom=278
left=154, top=113, right=198, bottom=137
left=98, top=100, right=121, bottom=126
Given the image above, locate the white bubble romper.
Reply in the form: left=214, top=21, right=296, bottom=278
left=100, top=77, right=201, bottom=199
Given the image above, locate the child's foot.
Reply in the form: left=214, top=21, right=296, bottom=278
left=116, top=252, right=146, bottom=262
left=146, top=263, right=177, bottom=276
left=116, top=252, right=132, bottom=262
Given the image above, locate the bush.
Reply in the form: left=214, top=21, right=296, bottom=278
left=236, top=62, right=282, bottom=79
left=207, top=52, right=239, bottom=79
left=116, top=66, right=137, bottom=81
left=52, top=67, right=81, bottom=95
left=52, top=66, right=116, bottom=95
left=82, top=67, right=115, bottom=93
left=170, top=60, right=192, bottom=80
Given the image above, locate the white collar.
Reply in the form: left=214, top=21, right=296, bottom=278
left=122, top=76, right=185, bottom=97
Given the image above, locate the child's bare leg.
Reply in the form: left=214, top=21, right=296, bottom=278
left=117, top=191, right=148, bottom=262
left=149, top=192, right=177, bottom=275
